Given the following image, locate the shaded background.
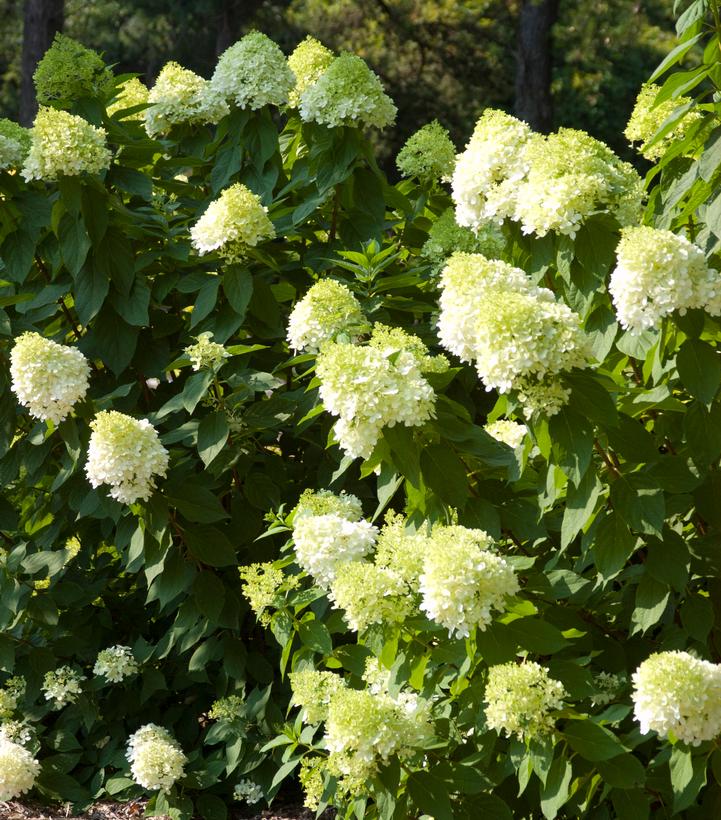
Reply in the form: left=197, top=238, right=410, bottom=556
left=2, top=0, right=677, bottom=164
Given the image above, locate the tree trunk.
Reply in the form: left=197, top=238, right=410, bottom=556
left=215, top=0, right=262, bottom=57
left=19, top=0, right=64, bottom=125
left=515, top=0, right=559, bottom=133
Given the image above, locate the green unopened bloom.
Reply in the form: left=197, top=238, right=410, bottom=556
left=299, top=53, right=396, bottom=129
left=421, top=208, right=504, bottom=273
left=287, top=279, right=368, bottom=353
left=212, top=31, right=294, bottom=110
left=288, top=36, right=334, bottom=107
left=396, top=120, right=456, bottom=183
left=184, top=331, right=228, bottom=371
left=625, top=83, right=702, bottom=160
left=34, top=33, right=114, bottom=107
left=108, top=78, right=149, bottom=120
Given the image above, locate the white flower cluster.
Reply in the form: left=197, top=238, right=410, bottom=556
left=294, top=487, right=364, bottom=521
left=437, top=253, right=589, bottom=414
left=484, top=419, right=527, bottom=449
left=0, top=118, right=31, bottom=170
left=288, top=37, right=334, bottom=107
left=289, top=669, right=346, bottom=724
left=591, top=671, right=626, bottom=707
left=0, top=721, right=32, bottom=747
left=609, top=226, right=721, bottom=333
left=292, top=496, right=377, bottom=588
left=190, top=183, right=275, bottom=261
left=0, top=734, right=40, bottom=801
left=452, top=110, right=643, bottom=238
left=298, top=53, right=396, bottom=129
left=632, top=650, right=721, bottom=746
left=126, top=724, right=187, bottom=791
left=42, top=666, right=85, bottom=709
left=330, top=561, right=411, bottom=631
left=234, top=779, right=263, bottom=804
left=419, top=525, right=519, bottom=638
left=10, top=332, right=90, bottom=425
left=287, top=279, right=367, bottom=353
left=184, top=331, right=229, bottom=371
left=145, top=62, right=228, bottom=137
left=93, top=645, right=139, bottom=683
left=22, top=107, right=111, bottom=181
left=212, top=31, right=295, bottom=109
left=316, top=325, right=446, bottom=459
left=85, top=411, right=169, bottom=504
left=485, top=661, right=566, bottom=740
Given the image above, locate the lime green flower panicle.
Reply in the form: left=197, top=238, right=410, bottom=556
left=396, top=120, right=456, bottom=183
left=625, top=83, right=702, bottom=160
left=34, top=33, right=114, bottom=108
left=108, top=77, right=149, bottom=120
left=288, top=36, right=334, bottom=107
left=0, top=119, right=31, bottom=170
left=287, top=279, right=368, bottom=353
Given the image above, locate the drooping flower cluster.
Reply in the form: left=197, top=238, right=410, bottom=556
left=452, top=110, right=643, bottom=238
left=212, top=31, right=295, bottom=109
left=437, top=253, right=589, bottom=414
left=291, top=490, right=378, bottom=588
left=452, top=109, right=533, bottom=231
left=288, top=37, right=334, bottom=107
left=485, top=661, right=566, bottom=740
left=208, top=695, right=245, bottom=723
left=289, top=669, right=346, bottom=724
left=421, top=207, right=504, bottom=274
left=126, top=724, right=187, bottom=791
left=33, top=34, right=114, bottom=107
left=485, top=419, right=527, bottom=449
left=108, top=77, right=149, bottom=120
left=298, top=54, right=396, bottom=129
left=609, top=226, right=721, bottom=333
left=625, top=84, right=703, bottom=160
left=632, top=651, right=721, bottom=746
left=287, top=279, right=368, bottom=353
left=144, top=62, right=228, bottom=137
left=42, top=666, right=85, bottom=709
left=0, top=677, right=25, bottom=719
left=85, top=411, right=169, bottom=504
left=190, top=183, right=275, bottom=260
left=396, top=120, right=456, bottom=183
left=419, top=525, right=519, bottom=638
left=0, top=734, right=40, bottom=801
left=184, top=331, right=229, bottom=370
left=330, top=561, right=411, bottom=631
left=10, top=332, right=90, bottom=425
left=0, top=119, right=31, bottom=170
left=93, top=645, right=139, bottom=683
left=239, top=562, right=299, bottom=626
left=234, top=780, right=263, bottom=804
left=316, top=325, right=446, bottom=459
left=22, top=107, right=111, bottom=181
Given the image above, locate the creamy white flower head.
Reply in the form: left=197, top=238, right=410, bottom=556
left=22, top=107, right=111, bottom=181
left=452, top=109, right=532, bottom=231
left=610, top=226, right=721, bottom=333
left=234, top=779, right=263, bottom=804
left=190, top=182, right=275, bottom=260
left=10, top=332, right=90, bottom=425
left=0, top=119, right=31, bottom=170
left=0, top=735, right=40, bottom=801
left=287, top=279, right=367, bottom=353
left=485, top=419, right=527, bottom=449
left=108, top=77, right=149, bottom=120
left=625, top=84, right=703, bottom=161
left=330, top=562, right=411, bottom=631
left=126, top=724, right=187, bottom=791
left=419, top=525, right=518, bottom=638
left=299, top=53, right=396, bottom=129
left=212, top=31, right=294, bottom=109
left=293, top=513, right=377, bottom=588
left=485, top=661, right=566, bottom=740
left=294, top=488, right=364, bottom=522
left=290, top=669, right=346, bottom=724
left=316, top=325, right=445, bottom=460
left=42, top=666, right=85, bottom=709
left=184, top=331, right=229, bottom=370
left=0, top=720, right=32, bottom=747
left=85, top=411, right=169, bottom=504
left=145, top=61, right=229, bottom=137
left=437, top=253, right=588, bottom=413
left=288, top=36, right=334, bottom=107
left=93, top=645, right=139, bottom=683
left=632, top=651, right=721, bottom=746
left=239, top=562, right=299, bottom=626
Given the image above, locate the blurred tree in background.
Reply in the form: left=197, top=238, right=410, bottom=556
left=0, top=0, right=676, bottom=162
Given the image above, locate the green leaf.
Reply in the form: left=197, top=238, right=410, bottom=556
left=58, top=212, right=91, bottom=276
left=195, top=794, right=227, bottom=820
left=631, top=574, right=670, bottom=634
left=505, top=619, right=566, bottom=654
left=85, top=308, right=139, bottom=375
left=670, top=746, right=707, bottom=813
left=596, top=754, right=646, bottom=788
left=610, top=475, right=665, bottom=536
left=74, top=262, right=109, bottom=324
left=185, top=526, right=237, bottom=567
left=562, top=720, right=625, bottom=761
left=591, top=512, right=636, bottom=579
left=193, top=571, right=226, bottom=622
left=223, top=267, right=254, bottom=318
left=549, top=408, right=594, bottom=484
left=197, top=412, right=229, bottom=467
left=165, top=482, right=229, bottom=523
left=383, top=424, right=420, bottom=488
left=540, top=757, right=572, bottom=820
left=677, top=338, right=721, bottom=407
left=420, top=444, right=469, bottom=506
left=561, top=465, right=602, bottom=548
left=407, top=771, right=454, bottom=820
left=298, top=620, right=332, bottom=655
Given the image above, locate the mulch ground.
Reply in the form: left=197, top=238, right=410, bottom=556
left=0, top=801, right=329, bottom=820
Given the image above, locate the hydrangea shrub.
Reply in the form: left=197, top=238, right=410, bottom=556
left=1, top=4, right=721, bottom=819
